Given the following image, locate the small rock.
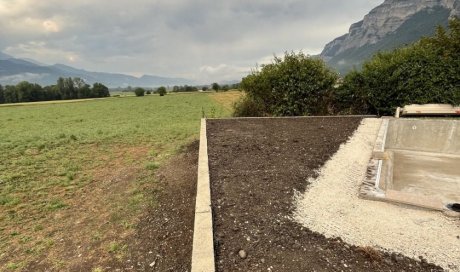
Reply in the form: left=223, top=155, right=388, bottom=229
left=392, top=255, right=404, bottom=263
left=384, top=259, right=392, bottom=265
left=238, top=250, right=247, bottom=259
left=149, top=261, right=156, bottom=267
left=419, top=256, right=427, bottom=263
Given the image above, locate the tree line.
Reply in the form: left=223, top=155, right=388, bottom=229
left=235, top=18, right=460, bottom=117
left=0, top=77, right=110, bottom=104
left=133, top=86, right=167, bottom=96
left=172, top=83, right=240, bottom=93
left=119, top=83, right=241, bottom=95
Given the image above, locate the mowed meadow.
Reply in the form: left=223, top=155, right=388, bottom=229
left=0, top=91, right=241, bottom=270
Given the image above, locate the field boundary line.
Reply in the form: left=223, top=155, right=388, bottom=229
left=0, top=97, right=108, bottom=107
left=191, top=118, right=215, bottom=272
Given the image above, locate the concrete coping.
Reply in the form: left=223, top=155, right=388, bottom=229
left=191, top=119, right=215, bottom=272
left=372, top=118, right=389, bottom=159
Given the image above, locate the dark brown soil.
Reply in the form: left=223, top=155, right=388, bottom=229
left=207, top=117, right=442, bottom=272
left=99, top=142, right=199, bottom=271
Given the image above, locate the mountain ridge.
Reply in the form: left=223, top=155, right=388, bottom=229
left=0, top=54, right=194, bottom=88
left=321, top=0, right=460, bottom=74
left=0, top=52, right=13, bottom=60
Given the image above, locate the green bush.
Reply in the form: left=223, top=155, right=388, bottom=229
left=339, top=18, right=460, bottom=115
left=232, top=95, right=266, bottom=117
left=212, top=83, right=220, bottom=92
left=157, top=86, right=167, bottom=96
left=134, top=88, right=145, bottom=97
left=236, top=51, right=338, bottom=116
left=334, top=71, right=371, bottom=115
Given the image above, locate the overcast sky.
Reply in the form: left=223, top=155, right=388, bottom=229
left=0, top=0, right=382, bottom=83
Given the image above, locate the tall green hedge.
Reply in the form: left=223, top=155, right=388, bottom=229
left=236, top=52, right=338, bottom=116
left=339, top=18, right=460, bottom=115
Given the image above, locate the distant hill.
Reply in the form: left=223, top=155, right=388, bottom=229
left=0, top=55, right=194, bottom=88
left=321, top=0, right=460, bottom=75
left=0, top=52, right=13, bottom=60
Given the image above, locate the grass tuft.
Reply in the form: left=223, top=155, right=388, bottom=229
left=46, top=199, right=67, bottom=211
left=145, top=162, right=159, bottom=170
left=107, top=241, right=121, bottom=253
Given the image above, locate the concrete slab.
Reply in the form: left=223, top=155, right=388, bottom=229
left=385, top=190, right=444, bottom=211
left=391, top=150, right=460, bottom=204
left=360, top=118, right=460, bottom=214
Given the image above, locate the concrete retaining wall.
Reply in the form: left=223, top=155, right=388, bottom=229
left=385, top=119, right=460, bottom=155
left=191, top=119, right=215, bottom=272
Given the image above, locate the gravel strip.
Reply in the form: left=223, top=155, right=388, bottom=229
left=294, top=118, right=460, bottom=271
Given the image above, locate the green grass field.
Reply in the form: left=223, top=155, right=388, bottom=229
left=0, top=92, right=240, bottom=270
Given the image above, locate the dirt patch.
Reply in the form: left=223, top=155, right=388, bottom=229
left=20, top=142, right=198, bottom=272
left=206, top=117, right=442, bottom=272
left=21, top=144, right=151, bottom=271
left=100, top=141, right=198, bottom=271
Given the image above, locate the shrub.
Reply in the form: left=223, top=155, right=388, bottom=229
left=92, top=82, right=110, bottom=98
left=232, top=95, right=266, bottom=117
left=236, top=51, right=338, bottom=116
left=146, top=90, right=151, bottom=95
left=0, top=84, right=4, bottom=104
left=157, top=86, right=167, bottom=96
left=339, top=18, right=460, bottom=115
left=134, top=87, right=145, bottom=97
left=172, top=85, right=198, bottom=92
left=334, top=71, right=371, bottom=115
left=212, top=83, right=220, bottom=92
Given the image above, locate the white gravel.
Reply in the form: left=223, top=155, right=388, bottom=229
left=293, top=118, right=460, bottom=271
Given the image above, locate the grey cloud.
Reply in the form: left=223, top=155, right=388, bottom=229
left=0, top=0, right=383, bottom=82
